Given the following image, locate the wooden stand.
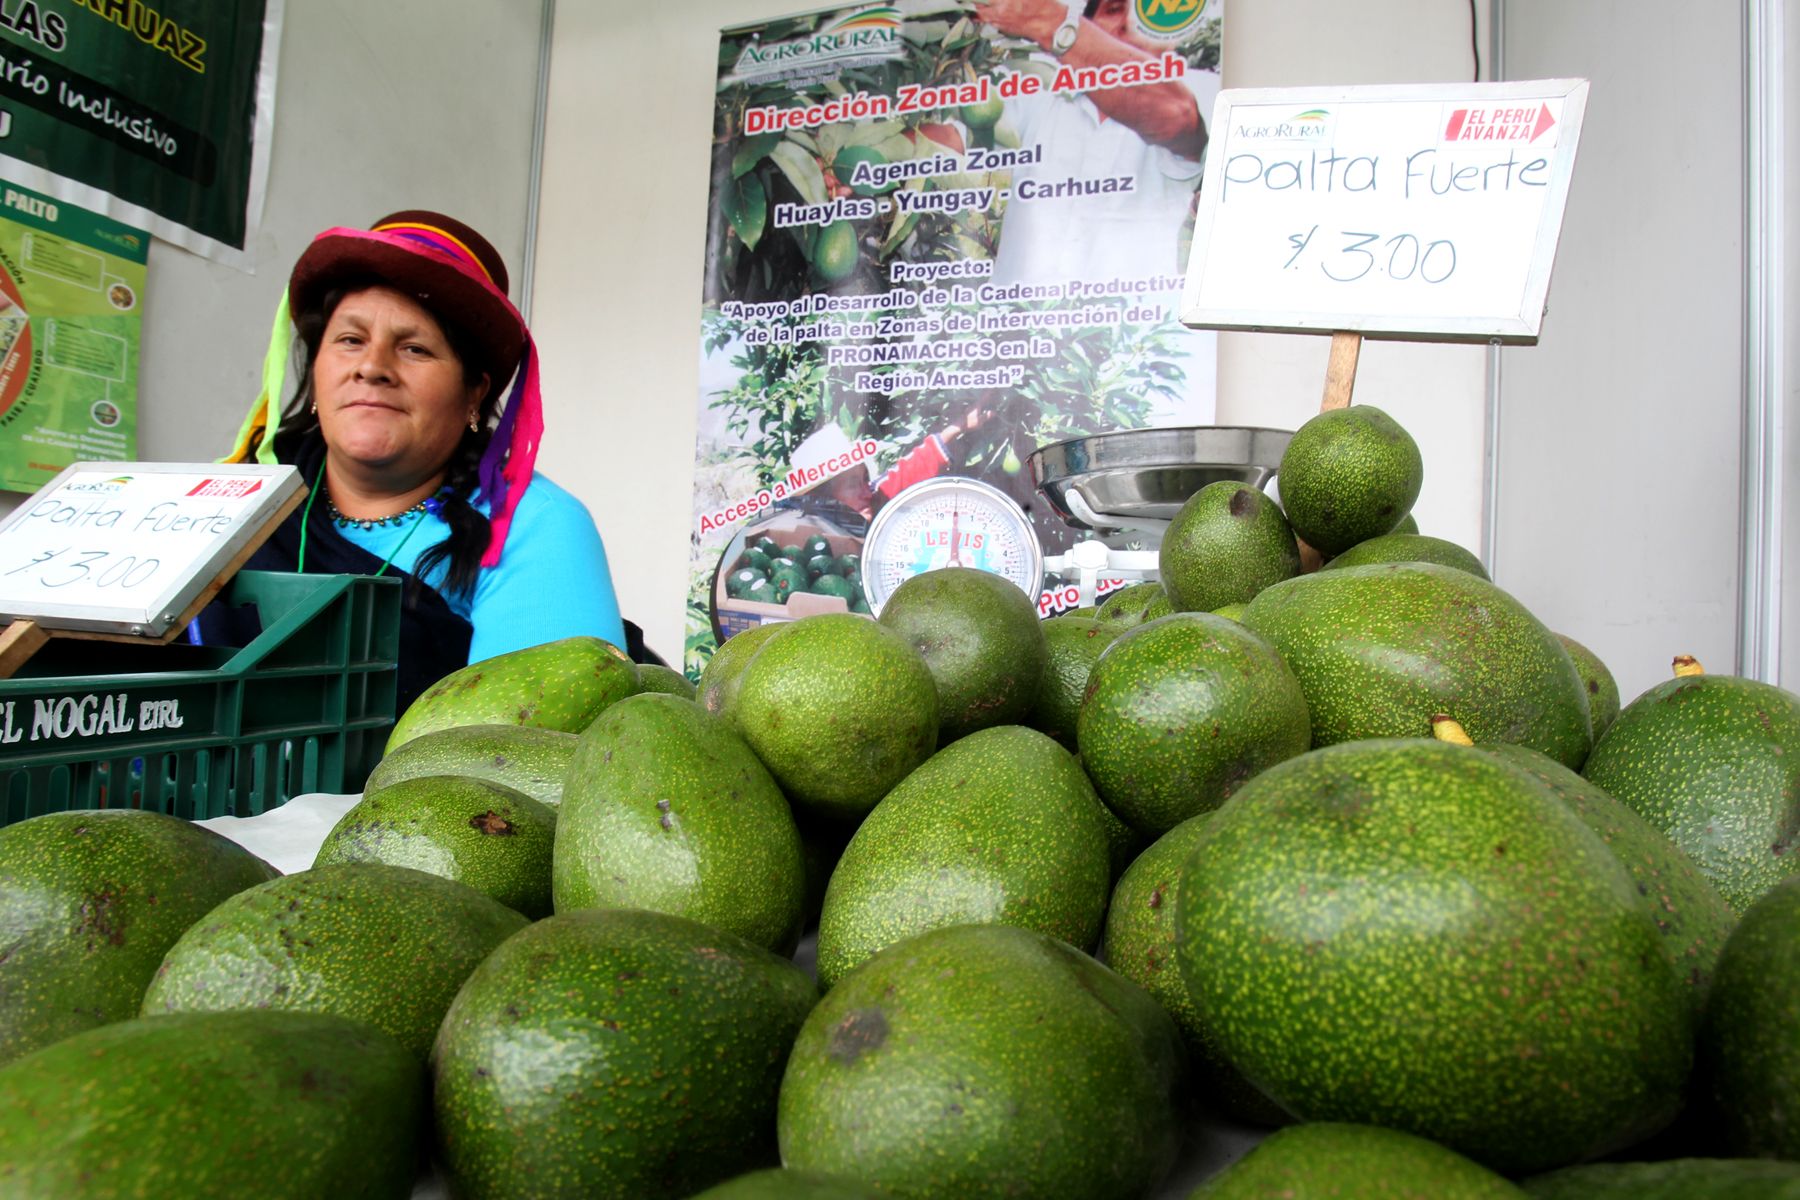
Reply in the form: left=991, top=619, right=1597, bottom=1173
left=1296, top=331, right=1366, bottom=571
left=1321, top=331, right=1362, bottom=411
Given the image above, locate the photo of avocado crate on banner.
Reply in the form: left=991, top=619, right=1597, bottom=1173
left=688, top=0, right=1227, bottom=676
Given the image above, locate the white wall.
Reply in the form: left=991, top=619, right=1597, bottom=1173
left=535, top=0, right=1499, bottom=665
left=1215, top=0, right=1494, bottom=560
left=142, top=0, right=546, bottom=463
left=0, top=0, right=546, bottom=520
left=1492, top=0, right=1745, bottom=705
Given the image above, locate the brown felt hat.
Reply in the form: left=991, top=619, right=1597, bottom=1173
left=287, top=209, right=526, bottom=385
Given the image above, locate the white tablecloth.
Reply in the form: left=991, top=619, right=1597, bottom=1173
left=196, top=795, right=1262, bottom=1198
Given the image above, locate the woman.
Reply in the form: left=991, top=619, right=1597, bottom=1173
left=216, top=211, right=627, bottom=710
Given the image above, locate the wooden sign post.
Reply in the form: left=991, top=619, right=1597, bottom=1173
left=1182, top=78, right=1589, bottom=401
left=0, top=462, right=304, bottom=676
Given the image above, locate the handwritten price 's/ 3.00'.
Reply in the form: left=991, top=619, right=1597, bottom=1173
left=1284, top=226, right=1457, bottom=284
left=4, top=547, right=162, bottom=590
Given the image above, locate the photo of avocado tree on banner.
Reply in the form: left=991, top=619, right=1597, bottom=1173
left=688, top=0, right=1223, bottom=676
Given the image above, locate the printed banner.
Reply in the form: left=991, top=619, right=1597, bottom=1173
left=688, top=0, right=1224, bottom=675
left=0, top=177, right=145, bottom=492
left=0, top=0, right=282, bottom=266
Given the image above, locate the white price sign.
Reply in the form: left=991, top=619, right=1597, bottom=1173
left=0, top=462, right=302, bottom=638
left=1180, top=79, right=1589, bottom=344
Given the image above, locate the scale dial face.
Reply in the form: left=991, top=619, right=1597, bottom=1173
left=861, top=476, right=1044, bottom=615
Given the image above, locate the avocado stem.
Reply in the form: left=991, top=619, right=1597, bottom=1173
left=1672, top=655, right=1705, bottom=677
left=1430, top=715, right=1474, bottom=745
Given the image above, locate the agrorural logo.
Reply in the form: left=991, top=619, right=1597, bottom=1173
left=66, top=475, right=131, bottom=493
left=731, top=6, right=904, bottom=79
left=1232, top=108, right=1335, bottom=144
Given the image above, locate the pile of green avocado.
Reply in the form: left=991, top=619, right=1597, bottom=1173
left=6, top=404, right=1800, bottom=1199
left=727, top=532, right=869, bottom=613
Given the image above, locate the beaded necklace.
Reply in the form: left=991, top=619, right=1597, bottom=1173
left=296, top=483, right=446, bottom=577
left=326, top=494, right=430, bottom=530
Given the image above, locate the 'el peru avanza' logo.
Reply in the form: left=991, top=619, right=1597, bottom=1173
left=1132, top=0, right=1209, bottom=43
left=731, top=7, right=903, bottom=80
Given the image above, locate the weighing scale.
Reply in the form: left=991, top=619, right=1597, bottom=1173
left=1031, top=425, right=1294, bottom=608
left=862, top=476, right=1045, bottom=616
left=861, top=426, right=1294, bottom=614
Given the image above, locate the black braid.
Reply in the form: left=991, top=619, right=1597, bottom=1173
left=270, top=277, right=501, bottom=600
left=412, top=431, right=493, bottom=598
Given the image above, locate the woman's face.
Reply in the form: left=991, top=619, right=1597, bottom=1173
left=312, top=285, right=489, bottom=484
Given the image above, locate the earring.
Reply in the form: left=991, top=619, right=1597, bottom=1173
left=310, top=400, right=317, bottom=414
left=468, top=413, right=480, bottom=432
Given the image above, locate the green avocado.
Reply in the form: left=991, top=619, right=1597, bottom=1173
left=1583, top=666, right=1800, bottom=912
left=433, top=907, right=816, bottom=1200
left=1028, top=614, right=1121, bottom=749
left=1101, top=812, right=1289, bottom=1127
left=780, top=923, right=1182, bottom=1198
left=1698, top=874, right=1800, bottom=1159
left=0, top=1011, right=424, bottom=1199
left=812, top=221, right=859, bottom=284
left=1480, top=742, right=1735, bottom=1020
left=1242, top=562, right=1593, bottom=769
left=809, top=573, right=858, bottom=602
left=740, top=548, right=774, bottom=574
left=1175, top=739, right=1691, bottom=1173
left=877, top=567, right=1047, bottom=745
left=752, top=535, right=781, bottom=559
left=636, top=661, right=698, bottom=698
left=1525, top=1158, right=1800, bottom=1200
left=832, top=145, right=895, bottom=198
left=1094, top=580, right=1168, bottom=629
left=362, top=722, right=578, bottom=808
left=1192, top=1122, right=1526, bottom=1199
left=1158, top=480, right=1301, bottom=612
left=1555, top=634, right=1620, bottom=738
left=815, top=725, right=1112, bottom=988
left=804, top=552, right=836, bottom=580
left=1392, top=511, right=1420, bottom=534
left=0, top=810, right=277, bottom=1067
left=386, top=635, right=640, bottom=752
left=699, top=621, right=785, bottom=727
left=554, top=693, right=805, bottom=953
left=734, top=613, right=939, bottom=821
left=803, top=534, right=833, bottom=559
left=141, top=863, right=526, bottom=1060
left=1322, top=531, right=1489, bottom=579
left=1278, top=404, right=1424, bottom=556
left=769, top=562, right=809, bottom=601
left=729, top=566, right=768, bottom=597
left=831, top=552, right=861, bottom=577
left=1078, top=612, right=1311, bottom=835
left=315, top=775, right=558, bottom=919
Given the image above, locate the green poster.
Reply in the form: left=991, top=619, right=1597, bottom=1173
left=0, top=0, right=279, bottom=264
left=0, top=176, right=144, bottom=492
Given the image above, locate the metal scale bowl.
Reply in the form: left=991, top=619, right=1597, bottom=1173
left=1028, top=426, right=1294, bottom=603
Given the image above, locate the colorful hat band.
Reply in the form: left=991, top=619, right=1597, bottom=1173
left=370, top=219, right=499, bottom=288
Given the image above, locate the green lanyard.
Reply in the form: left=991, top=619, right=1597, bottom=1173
left=296, top=481, right=433, bottom=577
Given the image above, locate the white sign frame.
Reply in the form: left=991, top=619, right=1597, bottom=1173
left=1180, top=79, right=1590, bottom=344
left=0, top=462, right=303, bottom=638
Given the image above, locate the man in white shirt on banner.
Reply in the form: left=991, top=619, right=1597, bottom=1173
left=973, top=0, right=1212, bottom=287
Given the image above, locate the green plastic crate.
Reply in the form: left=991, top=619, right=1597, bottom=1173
left=0, top=571, right=400, bottom=825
